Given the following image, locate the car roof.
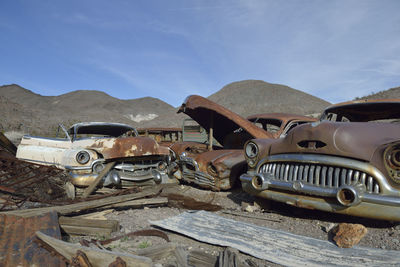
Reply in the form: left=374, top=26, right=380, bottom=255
left=247, top=113, right=317, bottom=123
left=323, top=99, right=400, bottom=122
left=68, top=122, right=137, bottom=137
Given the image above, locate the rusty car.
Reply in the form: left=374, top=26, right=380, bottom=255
left=16, top=122, right=175, bottom=188
left=247, top=113, right=317, bottom=138
left=240, top=99, right=400, bottom=221
left=137, top=127, right=182, bottom=146
left=169, top=95, right=316, bottom=191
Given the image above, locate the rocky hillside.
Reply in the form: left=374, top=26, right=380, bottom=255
left=208, top=80, right=330, bottom=117
left=356, top=86, right=400, bottom=100
left=0, top=81, right=331, bottom=136
left=0, top=84, right=185, bottom=136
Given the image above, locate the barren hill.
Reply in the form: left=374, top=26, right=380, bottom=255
left=0, top=81, right=331, bottom=136
left=208, top=80, right=330, bottom=117
left=357, top=86, right=400, bottom=100
left=0, top=84, right=184, bottom=136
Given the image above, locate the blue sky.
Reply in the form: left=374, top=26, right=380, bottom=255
left=0, top=0, right=399, bottom=107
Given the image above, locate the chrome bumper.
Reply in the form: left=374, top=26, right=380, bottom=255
left=240, top=172, right=400, bottom=207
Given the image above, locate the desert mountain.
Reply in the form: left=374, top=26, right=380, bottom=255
left=0, top=84, right=184, bottom=135
left=356, top=86, right=400, bottom=100
left=208, top=80, right=330, bottom=117
left=0, top=81, right=331, bottom=136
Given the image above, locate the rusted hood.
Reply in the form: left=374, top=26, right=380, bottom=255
left=179, top=95, right=272, bottom=145
left=195, top=149, right=245, bottom=172
left=170, top=141, right=208, bottom=156
left=270, top=121, right=400, bottom=161
left=88, top=136, right=169, bottom=159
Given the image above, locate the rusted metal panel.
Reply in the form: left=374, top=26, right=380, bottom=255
left=0, top=211, right=65, bottom=267
left=89, top=137, right=169, bottom=159
left=179, top=95, right=272, bottom=145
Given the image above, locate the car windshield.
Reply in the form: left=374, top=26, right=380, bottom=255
left=69, top=123, right=138, bottom=139
left=321, top=102, right=400, bottom=122
left=248, top=117, right=282, bottom=133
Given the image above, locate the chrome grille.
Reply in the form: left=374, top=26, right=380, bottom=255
left=182, top=169, right=216, bottom=188
left=259, top=162, right=380, bottom=194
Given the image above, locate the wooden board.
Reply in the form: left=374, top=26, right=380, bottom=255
left=36, top=231, right=152, bottom=267
left=150, top=211, right=400, bottom=267
left=0, top=186, right=160, bottom=217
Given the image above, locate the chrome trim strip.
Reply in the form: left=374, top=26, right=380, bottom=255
left=256, top=154, right=396, bottom=194
left=65, top=159, right=105, bottom=171
left=179, top=156, right=200, bottom=171
left=240, top=173, right=400, bottom=207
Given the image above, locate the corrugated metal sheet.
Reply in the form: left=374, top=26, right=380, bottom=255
left=151, top=211, right=400, bottom=267
left=0, top=211, right=66, bottom=266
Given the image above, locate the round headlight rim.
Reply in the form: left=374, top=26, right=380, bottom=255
left=76, top=150, right=90, bottom=165
left=245, top=142, right=259, bottom=159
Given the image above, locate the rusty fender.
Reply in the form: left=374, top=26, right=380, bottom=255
left=89, top=136, right=169, bottom=159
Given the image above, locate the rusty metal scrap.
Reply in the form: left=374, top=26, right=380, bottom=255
left=0, top=211, right=65, bottom=267
left=0, top=152, right=69, bottom=211
left=89, top=136, right=170, bottom=160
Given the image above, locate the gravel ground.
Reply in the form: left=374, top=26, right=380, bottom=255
left=68, top=185, right=400, bottom=266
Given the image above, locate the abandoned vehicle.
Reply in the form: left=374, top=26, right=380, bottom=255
left=169, top=95, right=315, bottom=191
left=16, top=122, right=175, bottom=187
left=240, top=99, right=400, bottom=221
left=137, top=127, right=182, bottom=146
left=247, top=113, right=317, bottom=138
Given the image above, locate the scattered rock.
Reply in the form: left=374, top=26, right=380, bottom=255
left=241, top=202, right=261, bottom=213
left=332, top=223, right=368, bottom=248
left=321, top=223, right=336, bottom=233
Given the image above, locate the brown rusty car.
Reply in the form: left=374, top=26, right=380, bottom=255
left=17, top=122, right=175, bottom=187
left=137, top=127, right=182, bottom=146
left=169, top=95, right=316, bottom=190
left=247, top=113, right=317, bottom=138
left=241, top=99, right=400, bottom=221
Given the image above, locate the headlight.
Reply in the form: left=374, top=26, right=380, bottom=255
left=384, top=144, right=400, bottom=184
left=207, top=163, right=218, bottom=176
left=245, top=142, right=259, bottom=158
left=76, top=151, right=90, bottom=164
left=157, top=161, right=168, bottom=171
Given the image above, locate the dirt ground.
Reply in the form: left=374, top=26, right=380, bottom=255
left=67, top=184, right=400, bottom=266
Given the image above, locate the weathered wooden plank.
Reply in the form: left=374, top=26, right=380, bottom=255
left=151, top=211, right=400, bottom=267
left=174, top=246, right=188, bottom=267
left=59, top=216, right=119, bottom=231
left=59, top=225, right=113, bottom=237
left=36, top=231, right=152, bottom=267
left=1, top=186, right=160, bottom=217
left=101, top=197, right=168, bottom=209
left=135, top=243, right=176, bottom=260
left=83, top=162, right=116, bottom=198
left=187, top=249, right=217, bottom=267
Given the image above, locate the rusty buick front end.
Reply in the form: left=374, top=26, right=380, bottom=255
left=17, top=122, right=175, bottom=187
left=240, top=99, right=400, bottom=221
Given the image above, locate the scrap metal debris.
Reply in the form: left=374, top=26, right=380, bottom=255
left=0, top=152, right=69, bottom=211
left=151, top=210, right=400, bottom=267
left=0, top=211, right=65, bottom=267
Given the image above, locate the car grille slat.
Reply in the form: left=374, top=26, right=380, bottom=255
left=259, top=162, right=380, bottom=194
left=315, top=165, right=321, bottom=185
